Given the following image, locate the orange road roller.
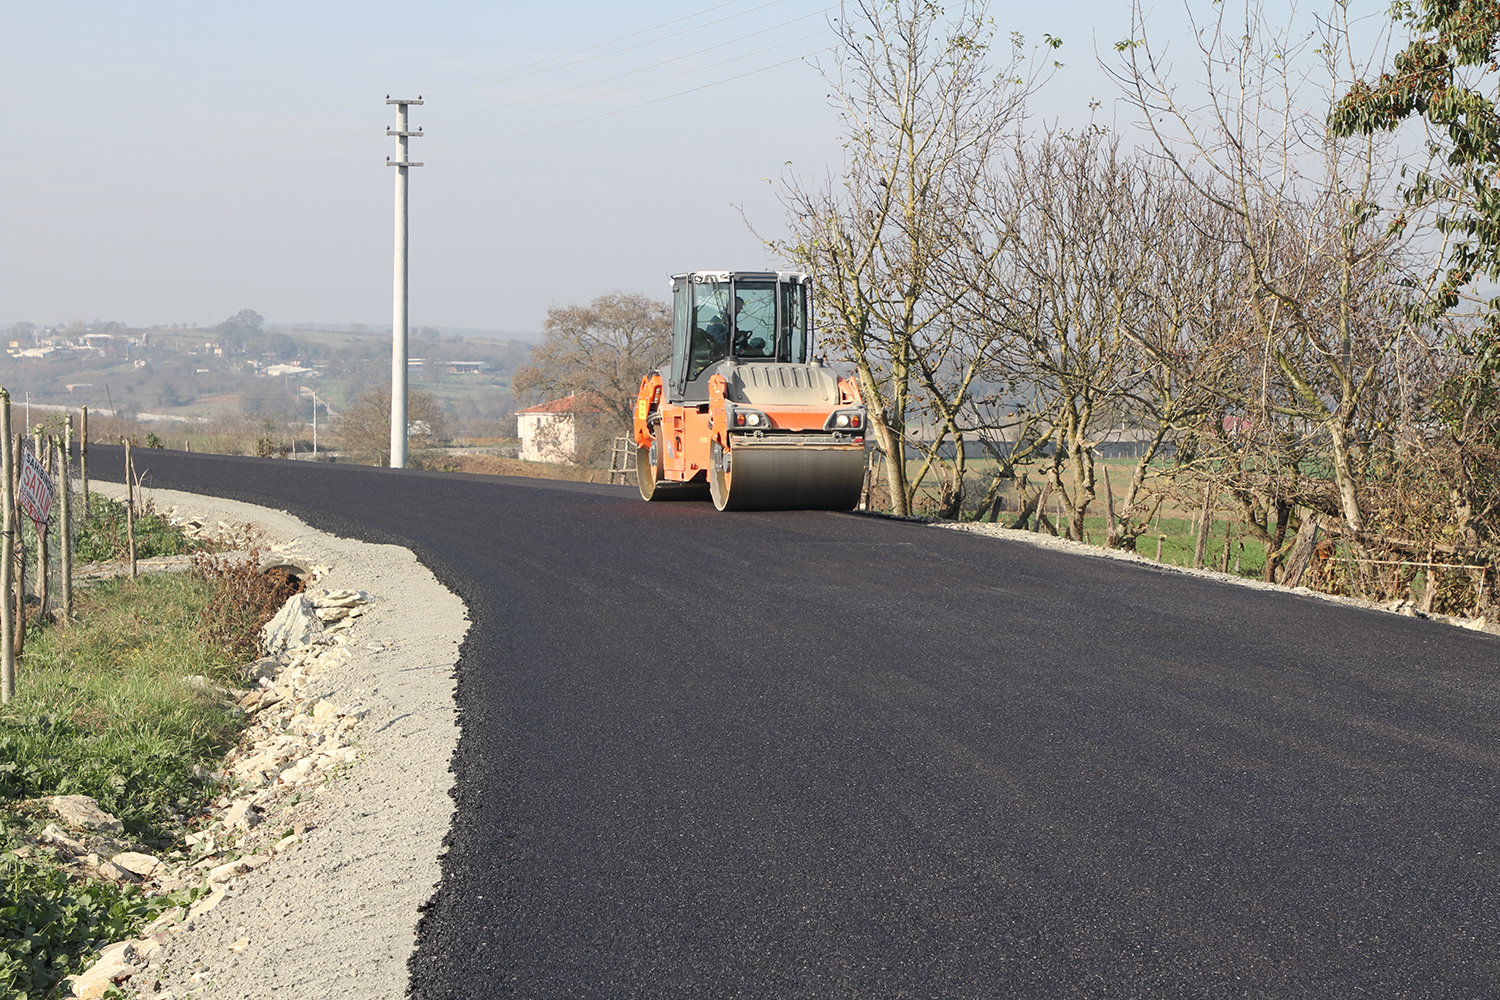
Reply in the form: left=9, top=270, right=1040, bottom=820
left=632, top=270, right=868, bottom=511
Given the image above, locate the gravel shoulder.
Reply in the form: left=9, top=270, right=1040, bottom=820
left=933, top=518, right=1500, bottom=637
left=91, top=482, right=466, bottom=1000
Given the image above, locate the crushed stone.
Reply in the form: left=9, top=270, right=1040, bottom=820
left=80, top=482, right=466, bottom=1000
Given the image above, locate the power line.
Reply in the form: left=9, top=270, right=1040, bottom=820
left=417, top=0, right=810, bottom=99
left=424, top=51, right=817, bottom=155
left=14, top=129, right=384, bottom=199
left=1, top=42, right=824, bottom=220
left=4, top=0, right=819, bottom=177
left=0, top=101, right=384, bottom=178
left=6, top=26, right=828, bottom=204
left=420, top=9, right=834, bottom=128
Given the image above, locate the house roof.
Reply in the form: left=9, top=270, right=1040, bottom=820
left=516, top=393, right=608, bottom=415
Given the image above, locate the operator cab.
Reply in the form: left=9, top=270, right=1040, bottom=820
left=668, top=271, right=811, bottom=402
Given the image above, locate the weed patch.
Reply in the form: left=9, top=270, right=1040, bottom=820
left=0, top=847, right=172, bottom=999
left=0, top=561, right=270, bottom=998
left=192, top=551, right=304, bottom=661
left=0, top=575, right=240, bottom=838
left=73, top=494, right=197, bottom=563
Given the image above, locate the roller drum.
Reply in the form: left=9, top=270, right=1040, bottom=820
left=713, top=440, right=866, bottom=511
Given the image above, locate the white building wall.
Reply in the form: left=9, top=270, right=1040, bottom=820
left=518, top=412, right=577, bottom=463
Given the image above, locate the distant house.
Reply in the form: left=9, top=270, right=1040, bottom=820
left=516, top=393, right=607, bottom=463
left=447, top=361, right=490, bottom=375
left=261, top=364, right=314, bottom=378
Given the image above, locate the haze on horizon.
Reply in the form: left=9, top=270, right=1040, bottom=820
left=4, top=1, right=1178, bottom=334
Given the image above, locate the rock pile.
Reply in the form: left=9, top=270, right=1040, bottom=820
left=31, top=587, right=380, bottom=1000
left=170, top=514, right=265, bottom=551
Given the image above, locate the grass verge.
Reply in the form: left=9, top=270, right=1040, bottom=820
left=72, top=495, right=197, bottom=564
left=1, top=509, right=289, bottom=998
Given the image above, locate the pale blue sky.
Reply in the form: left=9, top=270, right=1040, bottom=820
left=2, top=1, right=1209, bottom=332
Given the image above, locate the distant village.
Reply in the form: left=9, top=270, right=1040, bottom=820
left=0, top=314, right=531, bottom=441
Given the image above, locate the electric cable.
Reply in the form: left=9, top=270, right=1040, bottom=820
left=4, top=0, right=820, bottom=176
left=5, top=40, right=814, bottom=217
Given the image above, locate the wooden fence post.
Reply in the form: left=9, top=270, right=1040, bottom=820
left=0, top=392, right=12, bottom=703
left=57, top=431, right=72, bottom=624
left=1103, top=465, right=1119, bottom=549
left=80, top=405, right=90, bottom=520
left=34, top=439, right=48, bottom=622
left=12, top=432, right=25, bottom=662
left=124, top=438, right=137, bottom=579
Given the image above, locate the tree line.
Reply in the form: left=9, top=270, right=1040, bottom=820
left=768, top=0, right=1497, bottom=618
left=512, top=0, right=1497, bottom=620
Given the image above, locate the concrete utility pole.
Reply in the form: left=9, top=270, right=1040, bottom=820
left=386, top=95, right=423, bottom=469
left=302, top=386, right=328, bottom=460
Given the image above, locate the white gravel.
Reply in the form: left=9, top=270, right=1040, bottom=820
left=92, top=483, right=466, bottom=1000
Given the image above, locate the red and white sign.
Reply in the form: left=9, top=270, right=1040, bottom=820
left=18, top=446, right=53, bottom=527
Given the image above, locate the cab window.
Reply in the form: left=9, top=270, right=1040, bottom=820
left=688, top=279, right=730, bottom=382
left=731, top=281, right=776, bottom=359
left=780, top=280, right=808, bottom=363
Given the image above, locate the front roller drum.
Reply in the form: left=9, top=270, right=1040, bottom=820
left=710, top=439, right=866, bottom=511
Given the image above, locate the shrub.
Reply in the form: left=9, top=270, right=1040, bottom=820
left=73, top=495, right=195, bottom=564
left=0, top=846, right=168, bottom=1000
left=192, top=550, right=304, bottom=660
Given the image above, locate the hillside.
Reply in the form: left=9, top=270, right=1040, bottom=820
left=2, top=316, right=537, bottom=440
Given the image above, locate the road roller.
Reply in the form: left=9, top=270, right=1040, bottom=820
left=632, top=270, right=868, bottom=511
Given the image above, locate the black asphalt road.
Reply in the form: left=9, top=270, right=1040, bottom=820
left=94, top=448, right=1500, bottom=998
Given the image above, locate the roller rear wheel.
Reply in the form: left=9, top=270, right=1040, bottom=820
left=710, top=441, right=730, bottom=511
left=638, top=426, right=711, bottom=502
left=637, top=430, right=663, bottom=501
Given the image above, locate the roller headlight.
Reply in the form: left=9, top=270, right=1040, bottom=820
left=731, top=407, right=771, bottom=428
left=824, top=408, right=866, bottom=431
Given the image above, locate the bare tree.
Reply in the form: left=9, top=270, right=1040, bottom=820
left=337, top=385, right=447, bottom=467
left=1115, top=0, right=1427, bottom=565
left=776, top=0, right=1060, bottom=516
left=512, top=292, right=670, bottom=450
left=1100, top=169, right=1249, bottom=551
left=974, top=133, right=1230, bottom=541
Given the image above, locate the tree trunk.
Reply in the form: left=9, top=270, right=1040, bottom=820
left=1008, top=488, right=1039, bottom=531
left=870, top=414, right=908, bottom=517
left=1279, top=513, right=1323, bottom=587
left=1103, top=465, right=1119, bottom=549
left=1192, top=483, right=1213, bottom=569
left=1034, top=479, right=1055, bottom=535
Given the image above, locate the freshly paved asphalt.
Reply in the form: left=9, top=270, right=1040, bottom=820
left=92, top=448, right=1500, bottom=998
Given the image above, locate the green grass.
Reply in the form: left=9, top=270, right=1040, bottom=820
left=72, top=494, right=197, bottom=564
left=0, top=572, right=245, bottom=999
left=0, top=850, right=168, bottom=1000
left=901, top=460, right=1274, bottom=579
left=0, top=574, right=241, bottom=837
